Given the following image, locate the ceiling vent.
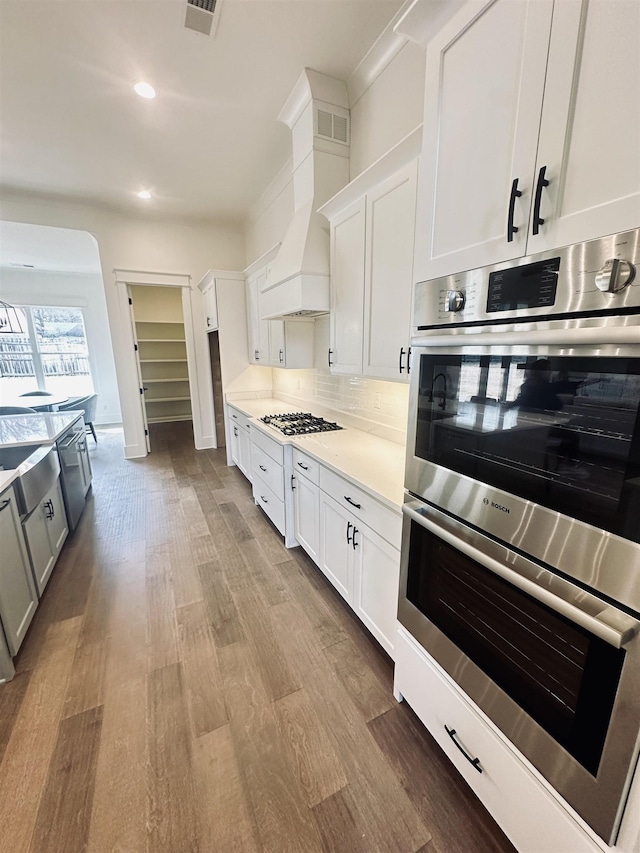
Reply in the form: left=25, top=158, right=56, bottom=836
left=315, top=104, right=350, bottom=146
left=185, top=0, right=222, bottom=37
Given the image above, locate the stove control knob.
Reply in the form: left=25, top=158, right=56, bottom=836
left=447, top=290, right=465, bottom=312
left=595, top=258, right=635, bottom=293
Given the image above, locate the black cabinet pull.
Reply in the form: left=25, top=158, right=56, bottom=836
left=297, top=462, right=309, bottom=471
left=328, top=348, right=334, bottom=367
left=399, top=347, right=406, bottom=374
left=260, top=495, right=268, bottom=504
left=233, top=426, right=238, bottom=436
left=532, top=165, right=549, bottom=235
left=291, top=474, right=296, bottom=490
left=352, top=526, right=359, bottom=549
left=407, top=347, right=412, bottom=375
left=346, top=521, right=353, bottom=545
left=255, top=350, right=260, bottom=360
left=344, top=495, right=361, bottom=509
left=444, top=725, right=483, bottom=773
left=232, top=414, right=238, bottom=419
left=507, top=177, right=522, bottom=243
left=0, top=499, right=10, bottom=513
left=279, top=349, right=284, bottom=363
left=259, top=465, right=267, bottom=472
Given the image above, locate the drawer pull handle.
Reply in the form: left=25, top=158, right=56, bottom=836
left=0, top=499, right=10, bottom=513
left=344, top=496, right=361, bottom=509
left=260, top=496, right=268, bottom=504
left=259, top=465, right=267, bottom=472
left=297, top=462, right=309, bottom=471
left=232, top=414, right=238, bottom=419
left=444, top=725, right=483, bottom=773
left=346, top=521, right=353, bottom=545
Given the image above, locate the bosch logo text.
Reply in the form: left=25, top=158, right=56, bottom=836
left=483, top=497, right=510, bottom=513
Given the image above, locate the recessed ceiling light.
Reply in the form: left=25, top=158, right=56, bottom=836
left=133, top=82, right=156, bottom=99
left=137, top=190, right=152, bottom=200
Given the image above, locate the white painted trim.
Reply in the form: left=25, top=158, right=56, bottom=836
left=278, top=68, right=350, bottom=128
left=347, top=0, right=415, bottom=106
left=243, top=243, right=281, bottom=278
left=197, top=268, right=245, bottom=293
left=318, top=126, right=422, bottom=221
left=113, top=269, right=191, bottom=287
left=394, top=0, right=473, bottom=48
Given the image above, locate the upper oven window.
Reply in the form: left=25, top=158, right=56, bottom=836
left=414, top=355, right=640, bottom=542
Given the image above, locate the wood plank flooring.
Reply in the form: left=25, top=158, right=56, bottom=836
left=0, top=422, right=516, bottom=853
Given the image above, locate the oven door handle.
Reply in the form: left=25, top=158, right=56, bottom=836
left=402, top=501, right=640, bottom=649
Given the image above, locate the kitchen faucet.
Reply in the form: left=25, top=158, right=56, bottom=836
left=429, top=372, right=448, bottom=410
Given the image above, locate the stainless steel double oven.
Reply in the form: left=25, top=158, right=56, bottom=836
left=399, top=229, right=640, bottom=844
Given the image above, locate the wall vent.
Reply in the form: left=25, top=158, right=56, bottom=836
left=315, top=105, right=350, bottom=146
left=185, top=0, right=222, bottom=37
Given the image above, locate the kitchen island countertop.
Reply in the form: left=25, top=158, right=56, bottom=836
left=0, top=411, right=84, bottom=449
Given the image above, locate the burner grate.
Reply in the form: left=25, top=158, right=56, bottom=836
left=260, top=412, right=343, bottom=436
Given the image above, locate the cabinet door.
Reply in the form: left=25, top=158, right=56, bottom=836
left=415, top=0, right=553, bottom=281
left=352, top=523, right=400, bottom=658
left=527, top=0, right=640, bottom=253
left=329, top=198, right=366, bottom=375
left=246, top=274, right=270, bottom=364
left=269, top=320, right=286, bottom=367
left=0, top=490, right=38, bottom=655
left=363, top=162, right=417, bottom=381
left=237, top=426, right=252, bottom=481
left=318, top=492, right=352, bottom=601
left=204, top=284, right=218, bottom=331
left=293, top=473, right=320, bottom=562
left=45, top=479, right=68, bottom=559
left=23, top=503, right=55, bottom=597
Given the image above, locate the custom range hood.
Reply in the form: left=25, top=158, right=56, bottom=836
left=261, top=70, right=350, bottom=319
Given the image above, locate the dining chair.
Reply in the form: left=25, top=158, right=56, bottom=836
left=19, top=391, right=53, bottom=396
left=58, top=393, right=99, bottom=442
left=0, top=406, right=38, bottom=414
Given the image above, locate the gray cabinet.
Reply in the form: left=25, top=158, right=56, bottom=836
left=23, top=477, right=68, bottom=596
left=0, top=485, right=38, bottom=656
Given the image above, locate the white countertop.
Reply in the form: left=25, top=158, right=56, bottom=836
left=227, top=398, right=406, bottom=511
left=0, top=411, right=83, bottom=449
left=0, top=469, right=20, bottom=494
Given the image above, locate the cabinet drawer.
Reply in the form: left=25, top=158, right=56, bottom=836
left=251, top=427, right=284, bottom=466
left=252, top=478, right=285, bottom=536
left=250, top=443, right=284, bottom=500
left=394, top=628, right=599, bottom=853
left=227, top=405, right=251, bottom=433
left=320, top=467, right=402, bottom=549
left=292, top=449, right=320, bottom=485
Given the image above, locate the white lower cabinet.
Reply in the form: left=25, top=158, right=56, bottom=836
left=315, top=478, right=401, bottom=658
left=228, top=405, right=252, bottom=480
left=0, top=485, right=38, bottom=657
left=292, top=469, right=320, bottom=564
left=394, top=627, right=606, bottom=853
left=23, top=478, right=68, bottom=596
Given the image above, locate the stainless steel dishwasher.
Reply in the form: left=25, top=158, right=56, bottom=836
left=56, top=416, right=92, bottom=530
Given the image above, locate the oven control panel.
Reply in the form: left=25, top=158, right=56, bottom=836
left=415, top=228, right=640, bottom=330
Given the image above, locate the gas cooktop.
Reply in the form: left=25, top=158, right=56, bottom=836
left=259, top=412, right=343, bottom=436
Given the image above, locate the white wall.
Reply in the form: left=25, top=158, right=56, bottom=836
left=0, top=266, right=121, bottom=424
left=0, top=191, right=246, bottom=457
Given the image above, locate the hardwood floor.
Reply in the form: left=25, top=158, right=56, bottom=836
left=0, top=422, right=516, bottom=853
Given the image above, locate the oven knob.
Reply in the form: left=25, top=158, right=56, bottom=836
left=595, top=258, right=636, bottom=293
left=447, top=290, right=465, bottom=312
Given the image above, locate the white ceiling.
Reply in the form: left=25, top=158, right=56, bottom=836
left=0, top=0, right=405, bottom=223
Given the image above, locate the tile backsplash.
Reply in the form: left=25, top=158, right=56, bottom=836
left=272, top=367, right=409, bottom=445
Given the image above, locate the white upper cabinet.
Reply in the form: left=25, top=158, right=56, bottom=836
left=329, top=198, right=366, bottom=375
left=528, top=0, right=640, bottom=253
left=416, top=0, right=553, bottom=281
left=415, top=0, right=640, bottom=282
left=362, top=161, right=417, bottom=381
left=203, top=284, right=218, bottom=332
left=246, top=270, right=270, bottom=365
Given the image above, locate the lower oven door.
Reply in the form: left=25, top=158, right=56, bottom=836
left=398, top=498, right=640, bottom=845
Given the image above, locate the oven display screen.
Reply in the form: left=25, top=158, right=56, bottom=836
left=487, top=257, right=560, bottom=312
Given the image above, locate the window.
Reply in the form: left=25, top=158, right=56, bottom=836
left=0, top=306, right=94, bottom=399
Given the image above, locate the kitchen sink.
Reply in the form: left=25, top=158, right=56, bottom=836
left=0, top=445, right=60, bottom=515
